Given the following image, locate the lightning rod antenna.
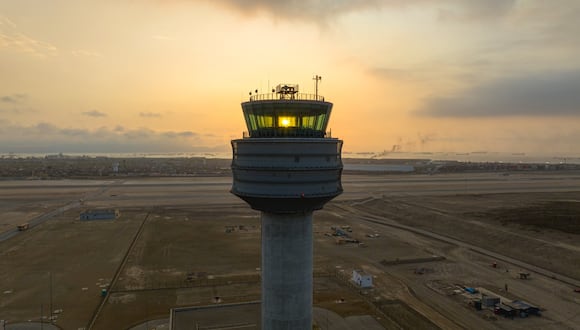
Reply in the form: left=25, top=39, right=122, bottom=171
left=313, top=75, right=322, bottom=99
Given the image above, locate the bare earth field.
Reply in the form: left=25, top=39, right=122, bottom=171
left=1, top=172, right=580, bottom=329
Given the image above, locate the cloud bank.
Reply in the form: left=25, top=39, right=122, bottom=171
left=1, top=93, right=27, bottom=104
left=140, top=112, right=162, bottom=118
left=82, top=110, right=107, bottom=117
left=0, top=93, right=31, bottom=114
left=0, top=122, right=226, bottom=153
left=198, top=0, right=516, bottom=23
left=417, top=70, right=580, bottom=117
left=438, top=0, right=516, bottom=21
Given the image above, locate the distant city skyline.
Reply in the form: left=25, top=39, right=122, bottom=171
left=1, top=1, right=579, bottom=155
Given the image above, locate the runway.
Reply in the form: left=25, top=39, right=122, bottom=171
left=2, top=172, right=579, bottom=242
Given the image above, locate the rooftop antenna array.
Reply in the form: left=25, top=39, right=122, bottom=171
left=313, top=75, right=322, bottom=98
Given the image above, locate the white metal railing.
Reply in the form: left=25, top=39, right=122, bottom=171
left=242, top=131, right=332, bottom=138
left=249, top=93, right=325, bottom=102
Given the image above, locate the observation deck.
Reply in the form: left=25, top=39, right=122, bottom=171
left=241, top=84, right=333, bottom=139
left=231, top=83, right=343, bottom=213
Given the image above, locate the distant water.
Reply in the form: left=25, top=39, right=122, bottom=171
left=2, top=151, right=580, bottom=164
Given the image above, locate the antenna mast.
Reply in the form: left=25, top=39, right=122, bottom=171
left=313, top=75, right=322, bottom=98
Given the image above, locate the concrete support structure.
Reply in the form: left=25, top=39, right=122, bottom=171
left=261, top=212, right=313, bottom=328
left=231, top=83, right=342, bottom=330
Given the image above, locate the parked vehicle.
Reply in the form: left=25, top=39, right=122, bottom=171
left=17, top=223, right=29, bottom=231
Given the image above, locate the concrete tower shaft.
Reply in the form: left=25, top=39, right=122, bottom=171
left=261, top=212, right=313, bottom=328
left=231, top=83, right=342, bottom=329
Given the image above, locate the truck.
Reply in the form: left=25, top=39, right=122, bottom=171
left=17, top=223, right=29, bottom=231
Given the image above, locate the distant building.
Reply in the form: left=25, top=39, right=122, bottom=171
left=503, top=300, right=541, bottom=316
left=481, top=294, right=500, bottom=308
left=80, top=209, right=119, bottom=221
left=352, top=269, right=373, bottom=288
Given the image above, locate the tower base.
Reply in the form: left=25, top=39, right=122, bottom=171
left=261, top=212, right=313, bottom=329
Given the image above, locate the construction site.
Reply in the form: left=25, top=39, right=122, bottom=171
left=1, top=171, right=580, bottom=329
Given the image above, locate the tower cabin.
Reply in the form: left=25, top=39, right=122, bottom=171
left=242, top=84, right=331, bottom=138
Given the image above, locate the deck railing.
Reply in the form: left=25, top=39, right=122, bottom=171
left=249, top=93, right=325, bottom=102
left=242, top=130, right=332, bottom=138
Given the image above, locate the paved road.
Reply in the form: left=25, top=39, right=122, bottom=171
left=0, top=181, right=120, bottom=242
left=0, top=201, right=81, bottom=242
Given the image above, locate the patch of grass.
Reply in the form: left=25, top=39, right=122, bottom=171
left=486, top=201, right=580, bottom=234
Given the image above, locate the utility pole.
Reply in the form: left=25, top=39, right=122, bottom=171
left=313, top=75, right=322, bottom=99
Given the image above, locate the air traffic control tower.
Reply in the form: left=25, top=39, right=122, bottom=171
left=231, top=82, right=343, bottom=329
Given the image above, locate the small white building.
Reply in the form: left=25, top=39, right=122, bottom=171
left=352, top=269, right=373, bottom=288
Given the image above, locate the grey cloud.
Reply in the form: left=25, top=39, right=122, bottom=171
left=1, top=93, right=27, bottom=104
left=82, top=110, right=107, bottom=117
left=123, top=128, right=153, bottom=140
left=416, top=70, right=580, bottom=117
left=205, top=0, right=382, bottom=21
left=179, top=131, right=196, bottom=137
left=139, top=112, right=162, bottom=118
left=61, top=128, right=86, bottom=136
left=34, top=122, right=59, bottom=134
left=525, top=2, right=580, bottom=49
left=0, top=93, right=29, bottom=114
left=438, top=0, right=516, bottom=22
left=197, top=0, right=518, bottom=23
left=163, top=131, right=197, bottom=138
left=370, top=61, right=495, bottom=87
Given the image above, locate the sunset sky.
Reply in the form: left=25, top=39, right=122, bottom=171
left=1, top=1, right=579, bottom=157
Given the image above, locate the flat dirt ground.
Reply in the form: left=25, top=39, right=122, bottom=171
left=1, top=172, right=580, bottom=329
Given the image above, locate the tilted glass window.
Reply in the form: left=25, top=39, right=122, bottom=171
left=242, top=101, right=332, bottom=137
